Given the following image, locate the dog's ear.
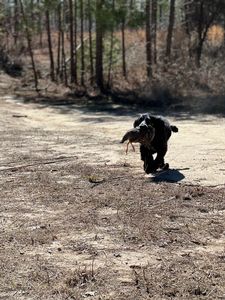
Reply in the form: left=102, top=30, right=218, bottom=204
left=133, top=119, right=139, bottom=128
left=134, top=113, right=150, bottom=128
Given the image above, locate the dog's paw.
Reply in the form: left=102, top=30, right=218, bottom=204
left=161, top=163, right=169, bottom=170
left=144, top=165, right=157, bottom=174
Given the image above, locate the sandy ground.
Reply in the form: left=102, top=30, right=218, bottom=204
left=1, top=95, right=225, bottom=187
left=1, top=92, right=225, bottom=299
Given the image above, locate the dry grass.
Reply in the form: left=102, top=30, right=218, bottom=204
left=2, top=155, right=225, bottom=299
left=132, top=253, right=225, bottom=299
left=1, top=125, right=225, bottom=299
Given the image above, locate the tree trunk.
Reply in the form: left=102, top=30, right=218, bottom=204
left=107, top=29, right=114, bottom=88
left=145, top=0, right=152, bottom=78
left=88, top=0, right=94, bottom=84
left=129, top=0, right=134, bottom=9
left=61, top=27, right=68, bottom=85
left=95, top=0, right=104, bottom=91
left=69, top=0, right=76, bottom=83
left=121, top=18, right=127, bottom=78
left=196, top=38, right=204, bottom=68
left=165, top=0, right=176, bottom=59
left=184, top=0, right=192, bottom=58
left=195, top=1, right=216, bottom=67
left=152, top=0, right=157, bottom=64
left=46, top=9, right=55, bottom=81
left=14, top=0, right=19, bottom=45
left=37, top=0, right=43, bottom=48
left=159, top=3, right=163, bottom=23
left=56, top=2, right=61, bottom=79
left=19, top=0, right=39, bottom=92
left=61, top=2, right=68, bottom=85
left=80, top=0, right=85, bottom=86
left=107, top=0, right=115, bottom=88
left=74, top=0, right=77, bottom=84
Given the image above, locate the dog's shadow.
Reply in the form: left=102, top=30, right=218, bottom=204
left=149, top=168, right=187, bottom=183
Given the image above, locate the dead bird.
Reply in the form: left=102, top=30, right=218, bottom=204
left=120, top=124, right=155, bottom=154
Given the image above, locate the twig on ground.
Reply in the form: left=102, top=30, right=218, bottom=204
left=168, top=214, right=224, bottom=220
left=12, top=114, right=28, bottom=118
left=206, top=287, right=217, bottom=299
left=149, top=196, right=177, bottom=209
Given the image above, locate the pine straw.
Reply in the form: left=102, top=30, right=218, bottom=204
left=1, top=157, right=225, bottom=299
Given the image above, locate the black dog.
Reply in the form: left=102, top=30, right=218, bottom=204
left=133, top=113, right=178, bottom=173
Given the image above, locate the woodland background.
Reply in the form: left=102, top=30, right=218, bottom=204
left=1, top=0, right=225, bottom=112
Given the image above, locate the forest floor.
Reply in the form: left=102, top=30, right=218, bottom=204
left=1, top=74, right=225, bottom=299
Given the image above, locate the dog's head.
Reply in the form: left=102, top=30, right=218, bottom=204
left=133, top=114, right=155, bottom=145
left=133, top=113, right=152, bottom=128
left=135, top=121, right=155, bottom=145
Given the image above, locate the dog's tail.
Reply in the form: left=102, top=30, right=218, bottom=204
left=170, top=125, right=178, bottom=133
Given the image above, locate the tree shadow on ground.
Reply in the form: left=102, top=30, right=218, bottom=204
left=12, top=92, right=225, bottom=123
left=149, top=168, right=187, bottom=183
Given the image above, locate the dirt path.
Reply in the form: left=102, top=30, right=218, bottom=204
left=1, top=95, right=225, bottom=186
left=1, top=94, right=225, bottom=299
